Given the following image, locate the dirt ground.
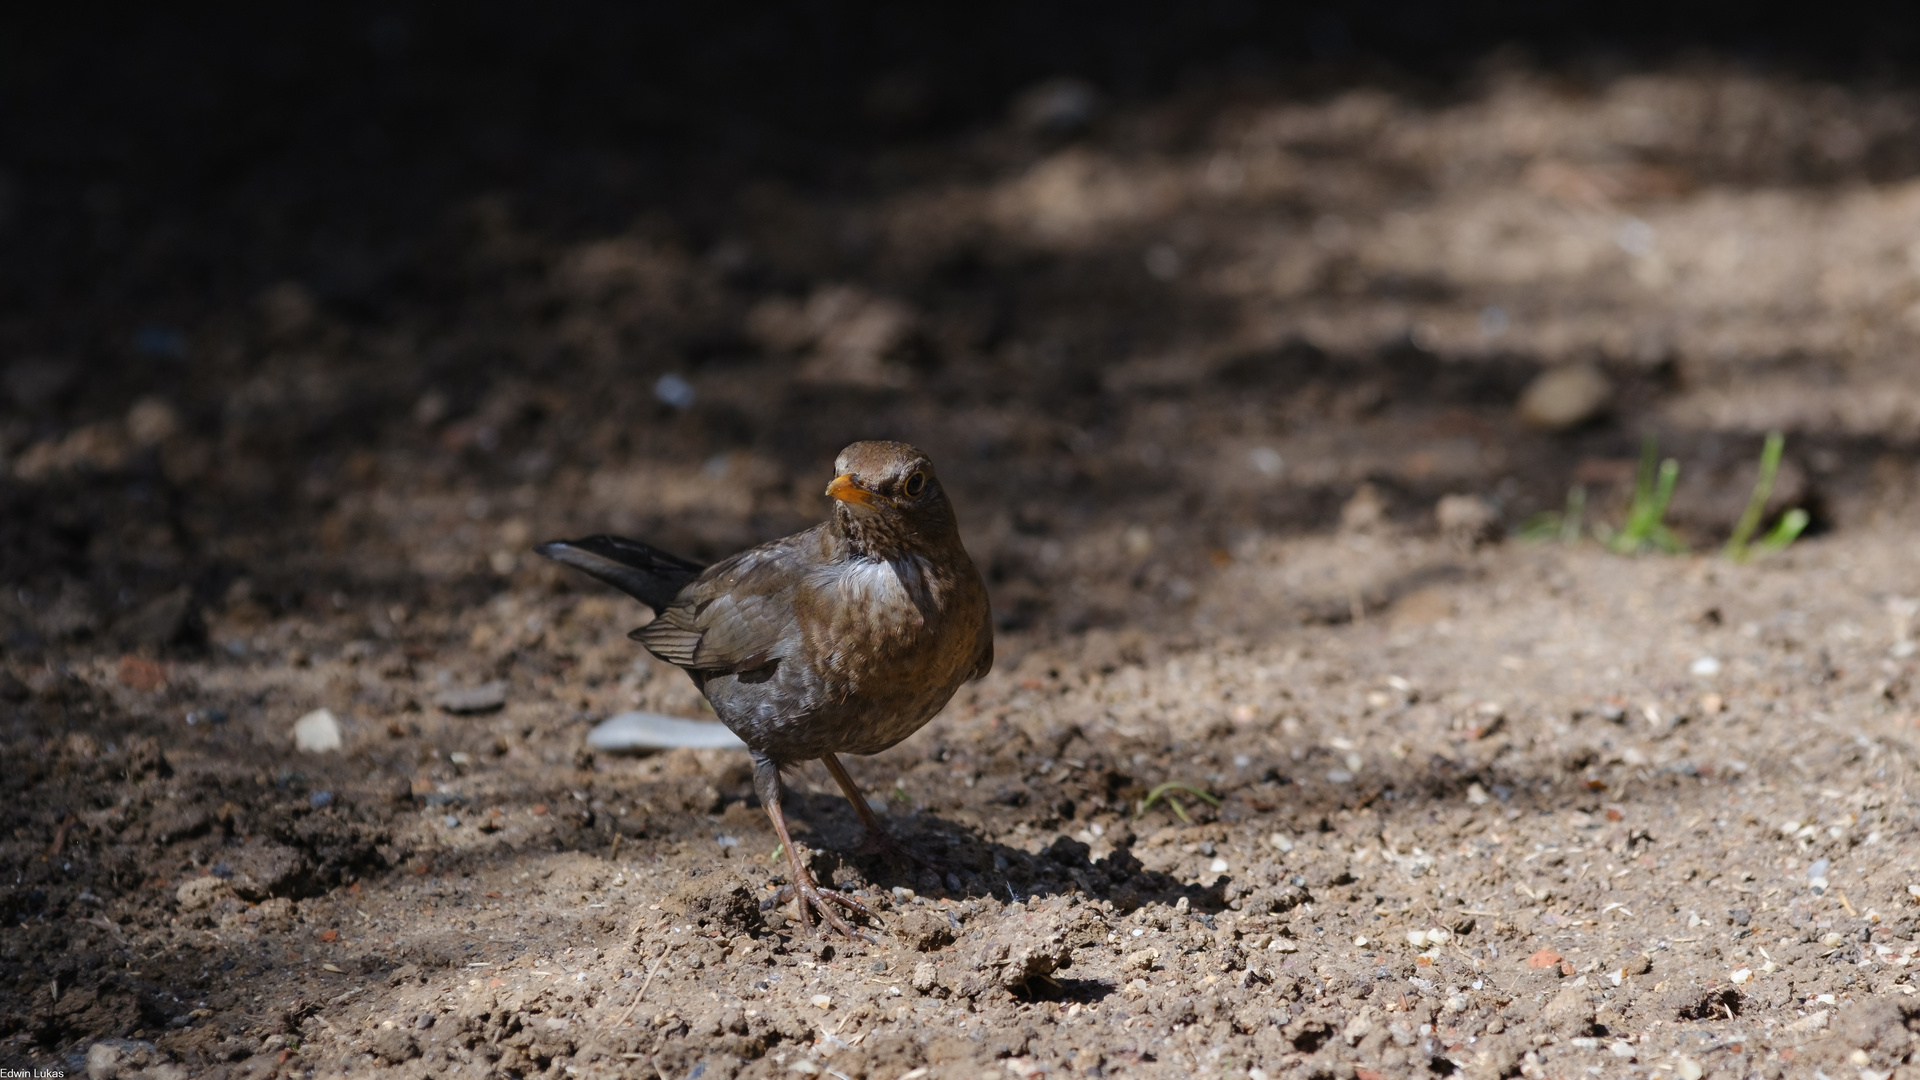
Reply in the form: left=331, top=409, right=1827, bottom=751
left=9, top=26, right=1920, bottom=1080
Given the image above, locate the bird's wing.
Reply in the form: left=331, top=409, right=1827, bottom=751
left=631, top=532, right=816, bottom=674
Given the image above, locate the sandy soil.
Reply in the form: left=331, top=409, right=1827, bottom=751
left=7, top=43, right=1920, bottom=1080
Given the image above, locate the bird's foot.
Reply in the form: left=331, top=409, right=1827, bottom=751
left=773, top=874, right=877, bottom=942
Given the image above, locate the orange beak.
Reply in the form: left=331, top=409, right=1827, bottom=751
left=826, top=473, right=879, bottom=508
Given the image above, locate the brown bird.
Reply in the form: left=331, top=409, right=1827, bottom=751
left=537, top=441, right=993, bottom=935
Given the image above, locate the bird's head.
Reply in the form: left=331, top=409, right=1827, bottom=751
left=825, top=441, right=956, bottom=555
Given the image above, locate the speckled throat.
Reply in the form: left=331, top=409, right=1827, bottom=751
left=832, top=499, right=955, bottom=561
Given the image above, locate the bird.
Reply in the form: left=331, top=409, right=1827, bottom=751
left=536, top=441, right=993, bottom=936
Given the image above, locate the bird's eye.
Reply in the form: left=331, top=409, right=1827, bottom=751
left=902, top=471, right=926, bottom=498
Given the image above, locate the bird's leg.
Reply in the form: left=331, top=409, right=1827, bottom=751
left=820, top=753, right=938, bottom=869
left=753, top=753, right=875, bottom=940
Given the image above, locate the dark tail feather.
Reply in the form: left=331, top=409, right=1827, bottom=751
left=534, top=535, right=705, bottom=613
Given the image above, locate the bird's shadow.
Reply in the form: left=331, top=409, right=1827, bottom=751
left=783, top=790, right=1229, bottom=916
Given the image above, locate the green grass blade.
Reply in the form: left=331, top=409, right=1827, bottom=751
left=1758, top=508, right=1809, bottom=552
left=1724, top=431, right=1785, bottom=562
left=1136, top=781, right=1222, bottom=820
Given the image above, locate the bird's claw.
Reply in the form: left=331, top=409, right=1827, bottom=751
left=773, top=879, right=878, bottom=942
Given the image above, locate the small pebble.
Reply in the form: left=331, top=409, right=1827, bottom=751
left=1690, top=656, right=1721, bottom=677
left=292, top=709, right=343, bottom=754
left=653, top=373, right=696, bottom=410
left=1677, top=1058, right=1703, bottom=1080
left=1517, top=364, right=1611, bottom=431
left=435, top=682, right=507, bottom=715
left=1268, top=833, right=1293, bottom=852
left=308, top=791, right=334, bottom=809
left=1520, top=361, right=1612, bottom=428
left=1729, top=968, right=1752, bottom=984
left=1208, top=858, right=1229, bottom=873
left=809, top=994, right=832, bottom=1009
left=443, top=815, right=460, bottom=829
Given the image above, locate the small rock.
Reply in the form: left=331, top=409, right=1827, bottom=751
left=1517, top=364, right=1611, bottom=431
left=225, top=841, right=310, bottom=900
left=293, top=708, right=343, bottom=753
left=894, top=907, right=957, bottom=952
left=1542, top=984, right=1594, bottom=1035
left=587, top=711, right=746, bottom=751
left=434, top=681, right=507, bottom=715
left=1436, top=494, right=1501, bottom=547
left=1527, top=949, right=1563, bottom=969
left=1809, top=858, right=1832, bottom=889
left=653, top=373, right=696, bottom=410
left=1676, top=1058, right=1703, bottom=1080
left=910, top=961, right=938, bottom=994
left=175, top=877, right=232, bottom=912
left=1340, top=482, right=1388, bottom=533
left=126, top=397, right=181, bottom=447
left=85, top=1038, right=158, bottom=1080
left=369, top=1027, right=420, bottom=1064
left=809, top=994, right=833, bottom=1009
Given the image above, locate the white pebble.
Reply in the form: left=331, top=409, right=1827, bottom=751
left=1209, top=858, right=1229, bottom=874
left=1466, top=783, right=1490, bottom=805
left=292, top=708, right=343, bottom=753
left=1268, top=833, right=1294, bottom=852
left=1677, top=1058, right=1703, bottom=1080
left=1690, top=656, right=1721, bottom=677
left=1729, top=968, right=1753, bottom=984
left=809, top=994, right=832, bottom=1009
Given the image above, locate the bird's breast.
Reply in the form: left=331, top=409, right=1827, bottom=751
left=801, top=554, right=977, bottom=691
